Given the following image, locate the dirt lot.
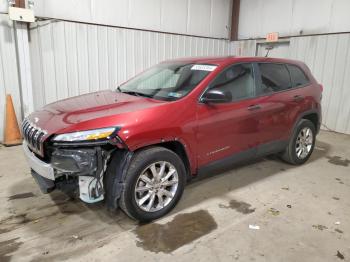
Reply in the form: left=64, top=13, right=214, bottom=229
left=0, top=131, right=349, bottom=262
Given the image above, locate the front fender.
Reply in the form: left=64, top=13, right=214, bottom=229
left=120, top=132, right=197, bottom=175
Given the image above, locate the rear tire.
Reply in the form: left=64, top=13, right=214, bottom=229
left=119, top=147, right=186, bottom=222
left=281, top=119, right=316, bottom=165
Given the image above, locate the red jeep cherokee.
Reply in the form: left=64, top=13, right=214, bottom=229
left=22, top=56, right=322, bottom=221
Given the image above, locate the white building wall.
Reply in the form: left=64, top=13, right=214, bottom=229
left=290, top=34, right=350, bottom=134
left=33, top=0, right=232, bottom=39
left=239, top=0, right=350, bottom=39
left=0, top=14, right=21, bottom=142
left=29, top=19, right=232, bottom=109
left=0, top=0, right=7, bottom=13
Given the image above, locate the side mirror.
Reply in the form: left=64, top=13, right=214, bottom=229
left=200, top=89, right=231, bottom=103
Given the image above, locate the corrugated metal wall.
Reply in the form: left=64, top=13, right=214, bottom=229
left=0, top=14, right=21, bottom=142
left=232, top=34, right=350, bottom=134
left=230, top=40, right=257, bottom=56
left=29, top=19, right=232, bottom=109
left=33, top=0, right=232, bottom=39
left=238, top=0, right=350, bottom=39
left=290, top=34, right=350, bottom=134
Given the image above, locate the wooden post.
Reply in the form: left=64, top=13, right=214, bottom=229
left=230, top=0, right=240, bottom=41
left=15, top=0, right=26, bottom=8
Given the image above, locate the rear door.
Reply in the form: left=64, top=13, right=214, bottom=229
left=253, top=63, right=310, bottom=151
left=252, top=63, right=293, bottom=152
left=286, top=63, right=314, bottom=125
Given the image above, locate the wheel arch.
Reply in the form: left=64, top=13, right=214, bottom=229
left=133, top=140, right=193, bottom=180
left=292, top=109, right=321, bottom=137
left=302, top=113, right=319, bottom=132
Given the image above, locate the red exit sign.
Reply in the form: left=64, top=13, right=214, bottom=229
left=266, top=32, right=279, bottom=42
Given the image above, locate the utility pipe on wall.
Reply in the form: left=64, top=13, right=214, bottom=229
left=10, top=0, right=34, bottom=119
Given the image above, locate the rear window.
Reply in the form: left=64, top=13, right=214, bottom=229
left=287, top=65, right=310, bottom=88
left=258, top=63, right=291, bottom=95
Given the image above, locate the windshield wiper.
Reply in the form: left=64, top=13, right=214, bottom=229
left=119, top=90, right=153, bottom=98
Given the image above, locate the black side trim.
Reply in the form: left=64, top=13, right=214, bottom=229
left=197, top=140, right=288, bottom=177
left=256, top=140, right=288, bottom=157
left=198, top=148, right=256, bottom=176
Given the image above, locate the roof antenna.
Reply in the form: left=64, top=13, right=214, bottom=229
left=265, top=45, right=273, bottom=57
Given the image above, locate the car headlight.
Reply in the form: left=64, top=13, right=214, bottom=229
left=53, top=127, right=117, bottom=142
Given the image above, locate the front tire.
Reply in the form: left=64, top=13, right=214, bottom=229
left=281, top=119, right=316, bottom=165
left=119, top=147, right=186, bottom=222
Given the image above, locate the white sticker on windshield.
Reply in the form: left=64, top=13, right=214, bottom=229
left=191, top=64, right=217, bottom=71
left=168, top=92, right=183, bottom=98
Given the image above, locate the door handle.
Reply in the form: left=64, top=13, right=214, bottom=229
left=247, top=104, right=261, bottom=111
left=293, top=95, right=304, bottom=102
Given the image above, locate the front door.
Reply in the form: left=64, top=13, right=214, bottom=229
left=195, top=63, right=263, bottom=168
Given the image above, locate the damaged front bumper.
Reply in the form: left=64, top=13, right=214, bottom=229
left=23, top=142, right=55, bottom=181
left=22, top=141, right=110, bottom=203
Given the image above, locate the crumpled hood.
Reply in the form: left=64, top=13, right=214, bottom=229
left=27, top=90, right=166, bottom=136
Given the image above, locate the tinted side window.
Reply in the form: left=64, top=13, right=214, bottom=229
left=209, top=63, right=255, bottom=101
left=258, top=63, right=291, bottom=95
left=287, top=65, right=310, bottom=88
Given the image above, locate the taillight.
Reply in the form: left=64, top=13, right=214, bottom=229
left=319, top=84, right=324, bottom=92
left=319, top=84, right=323, bottom=101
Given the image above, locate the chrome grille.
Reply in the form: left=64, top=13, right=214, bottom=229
left=21, top=119, right=47, bottom=156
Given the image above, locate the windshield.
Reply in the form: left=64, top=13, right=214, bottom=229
left=117, top=62, right=217, bottom=101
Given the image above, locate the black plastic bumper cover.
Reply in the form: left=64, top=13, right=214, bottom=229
left=105, top=150, right=133, bottom=210
left=31, top=169, right=55, bottom=193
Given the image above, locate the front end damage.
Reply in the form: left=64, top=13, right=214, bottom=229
left=23, top=129, right=132, bottom=208
left=50, top=146, right=110, bottom=203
